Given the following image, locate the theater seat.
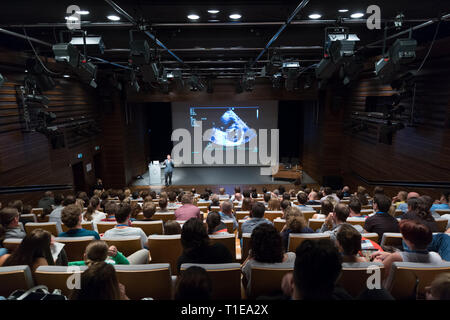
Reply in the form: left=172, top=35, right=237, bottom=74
left=248, top=263, right=294, bottom=299
left=19, top=214, right=37, bottom=224
left=347, top=219, right=366, bottom=228
left=55, top=236, right=95, bottom=262
left=387, top=261, right=450, bottom=299
left=96, top=222, right=116, bottom=234
left=222, top=220, right=235, bottom=234
left=61, top=221, right=93, bottom=233
left=264, top=211, right=283, bottom=222
left=273, top=218, right=286, bottom=233
left=24, top=222, right=58, bottom=236
left=338, top=262, right=385, bottom=297
left=31, top=208, right=44, bottom=216
left=180, top=263, right=241, bottom=299
left=153, top=212, right=176, bottom=222
left=361, top=233, right=379, bottom=243
left=308, top=219, right=325, bottom=232
left=114, top=264, right=172, bottom=300
left=241, top=233, right=251, bottom=262
left=131, top=220, right=164, bottom=236
left=0, top=265, right=34, bottom=297
left=148, top=234, right=183, bottom=275
left=3, top=238, right=22, bottom=252
left=287, top=233, right=330, bottom=252
left=435, top=209, right=450, bottom=216
left=435, top=218, right=448, bottom=232
left=209, top=234, right=236, bottom=261
left=236, top=211, right=250, bottom=220
left=309, top=205, right=321, bottom=213
left=102, top=236, right=143, bottom=257
left=380, top=233, right=403, bottom=248
left=34, top=265, right=88, bottom=297
left=209, top=206, right=220, bottom=213
left=301, top=210, right=316, bottom=223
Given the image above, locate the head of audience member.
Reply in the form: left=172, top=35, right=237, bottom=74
left=3, top=229, right=54, bottom=269
left=356, top=186, right=369, bottom=205
left=131, top=192, right=139, bottom=200
left=123, top=188, right=131, bottom=199
left=54, top=194, right=65, bottom=207
left=219, top=188, right=226, bottom=195
left=200, top=192, right=209, bottom=201
left=407, top=192, right=420, bottom=200
left=181, top=194, right=193, bottom=206
left=75, top=198, right=85, bottom=210
left=210, top=194, right=220, bottom=207
left=63, top=195, right=76, bottom=207
left=348, top=197, right=362, bottom=217
left=175, top=266, right=212, bottom=300
left=263, top=193, right=271, bottom=203
left=251, top=191, right=258, bottom=199
left=373, top=194, right=391, bottom=213
left=70, top=262, right=124, bottom=300
left=62, top=204, right=83, bottom=229
left=234, top=193, right=243, bottom=202
left=439, top=191, right=450, bottom=204
left=322, top=187, right=333, bottom=197
left=205, top=188, right=213, bottom=196
left=84, top=197, right=101, bottom=221
left=332, top=203, right=350, bottom=224
left=407, top=196, right=434, bottom=222
left=43, top=191, right=54, bottom=199
left=395, top=191, right=408, bottom=203
left=289, top=189, right=297, bottom=198
left=142, top=202, right=157, bottom=220
left=220, top=201, right=233, bottom=217
left=82, top=240, right=109, bottom=266
left=281, top=200, right=291, bottom=216
left=8, top=200, right=23, bottom=215
left=77, top=192, right=89, bottom=207
left=292, top=239, right=342, bottom=300
left=336, top=224, right=362, bottom=262
left=117, top=192, right=126, bottom=203
left=250, top=202, right=266, bottom=219
left=159, top=191, right=168, bottom=199
left=281, top=192, right=290, bottom=202
left=262, top=187, right=268, bottom=194
left=268, top=198, right=281, bottom=211
left=181, top=218, right=209, bottom=252
left=168, top=191, right=177, bottom=203
left=241, top=197, right=253, bottom=211
left=308, top=191, right=320, bottom=202
left=426, top=273, right=450, bottom=300
left=285, top=206, right=307, bottom=232
left=342, top=186, right=350, bottom=194
left=272, top=189, right=280, bottom=197
left=104, top=202, right=118, bottom=218
left=400, top=219, right=432, bottom=251
left=278, top=186, right=286, bottom=195
left=206, top=212, right=223, bottom=235
left=0, top=207, right=20, bottom=230
left=250, top=223, right=284, bottom=263
left=407, top=197, right=420, bottom=213
left=149, top=190, right=157, bottom=200
left=115, top=203, right=131, bottom=224
left=164, top=220, right=182, bottom=235
left=297, top=192, right=308, bottom=205
left=321, top=200, right=334, bottom=217
left=242, top=189, right=251, bottom=199
left=304, top=187, right=311, bottom=195
left=373, top=186, right=385, bottom=196
left=234, top=186, right=241, bottom=194
left=130, top=202, right=142, bottom=219
left=158, top=197, right=168, bottom=211
left=335, top=190, right=344, bottom=200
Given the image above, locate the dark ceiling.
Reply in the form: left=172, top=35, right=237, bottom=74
left=0, top=0, right=449, bottom=79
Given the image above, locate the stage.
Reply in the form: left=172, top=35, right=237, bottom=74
left=131, top=166, right=316, bottom=188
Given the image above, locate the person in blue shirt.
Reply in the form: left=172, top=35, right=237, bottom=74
left=430, top=191, right=450, bottom=213
left=217, top=201, right=238, bottom=231
left=296, top=192, right=313, bottom=210
left=163, top=154, right=174, bottom=186
left=58, top=204, right=100, bottom=239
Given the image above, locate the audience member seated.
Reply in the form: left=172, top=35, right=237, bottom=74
left=320, top=187, right=340, bottom=203
left=175, top=266, right=212, bottom=300
left=104, top=203, right=149, bottom=250
left=38, top=191, right=54, bottom=216
left=306, top=191, right=321, bottom=205
left=241, top=197, right=253, bottom=212
left=400, top=196, right=438, bottom=232
left=281, top=199, right=291, bottom=218
left=163, top=220, right=182, bottom=235
left=0, top=207, right=26, bottom=239
left=297, top=192, right=312, bottom=210
left=167, top=191, right=179, bottom=208
left=242, top=223, right=296, bottom=293
left=355, top=186, right=369, bottom=206
left=342, top=186, right=351, bottom=198
left=230, top=186, right=241, bottom=202
left=428, top=233, right=450, bottom=261
left=348, top=197, right=366, bottom=219
left=397, top=192, right=420, bottom=213
left=430, top=191, right=450, bottom=214
left=263, top=193, right=271, bottom=207
left=312, top=199, right=334, bottom=220
left=241, top=202, right=272, bottom=235
left=268, top=198, right=281, bottom=211
left=320, top=203, right=364, bottom=240
left=280, top=206, right=314, bottom=249
left=364, top=194, right=399, bottom=239
left=69, top=240, right=129, bottom=266
left=82, top=197, right=106, bottom=232
left=102, top=201, right=118, bottom=222
left=142, top=202, right=157, bottom=221
left=392, top=191, right=408, bottom=208
left=49, top=195, right=76, bottom=233
left=177, top=218, right=233, bottom=272
left=208, top=194, right=220, bottom=211
left=59, top=204, right=100, bottom=239
left=70, top=262, right=129, bottom=300
left=425, top=273, right=450, bottom=300
left=155, top=198, right=169, bottom=214
left=336, top=224, right=367, bottom=263
left=217, top=201, right=238, bottom=231
left=218, top=187, right=230, bottom=200
left=206, top=212, right=228, bottom=235
left=175, top=194, right=202, bottom=221
left=197, top=192, right=211, bottom=204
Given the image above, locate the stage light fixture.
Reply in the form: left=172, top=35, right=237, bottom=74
left=271, top=73, right=283, bottom=89
left=329, top=39, right=356, bottom=64
left=129, top=40, right=151, bottom=65
left=315, top=58, right=337, bottom=80
left=52, top=43, right=80, bottom=68
left=75, top=60, right=98, bottom=86
left=188, top=75, right=204, bottom=91
left=70, top=36, right=105, bottom=55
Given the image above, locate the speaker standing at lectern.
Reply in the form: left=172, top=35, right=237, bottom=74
left=163, top=154, right=174, bottom=186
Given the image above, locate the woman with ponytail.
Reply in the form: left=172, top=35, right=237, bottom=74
left=83, top=197, right=106, bottom=232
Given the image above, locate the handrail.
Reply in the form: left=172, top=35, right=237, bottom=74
left=0, top=184, right=73, bottom=194
left=352, top=172, right=450, bottom=189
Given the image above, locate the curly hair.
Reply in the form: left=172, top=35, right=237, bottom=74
left=284, top=206, right=307, bottom=231
left=181, top=218, right=209, bottom=251
left=250, top=223, right=284, bottom=263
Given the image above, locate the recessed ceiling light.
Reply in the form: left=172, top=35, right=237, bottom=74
left=107, top=15, right=120, bottom=21
left=338, top=9, right=349, bottom=13
left=63, top=75, right=70, bottom=78
left=208, top=10, right=220, bottom=14
left=351, top=12, right=364, bottom=18
left=76, top=10, right=89, bottom=15
left=65, top=16, right=79, bottom=21
left=229, top=13, right=242, bottom=20
left=308, top=13, right=322, bottom=19
left=208, top=20, right=220, bottom=22
left=187, top=14, right=200, bottom=20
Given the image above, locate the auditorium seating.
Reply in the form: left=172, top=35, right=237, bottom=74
left=241, top=233, right=251, bottom=262
left=55, top=236, right=95, bottom=261
left=24, top=222, right=58, bottom=236
left=236, top=211, right=250, bottom=220
left=209, top=234, right=236, bottom=261
left=132, top=220, right=164, bottom=236
left=34, top=265, right=87, bottom=296
left=264, top=211, right=283, bottom=222
left=96, top=222, right=117, bottom=234
left=308, top=218, right=325, bottom=231
left=180, top=263, right=242, bottom=299
left=0, top=265, right=34, bottom=297
left=248, top=263, right=294, bottom=299
left=301, top=210, right=316, bottom=222
left=2, top=238, right=22, bottom=252
left=435, top=209, right=450, bottom=216
left=273, top=218, right=286, bottom=233
left=347, top=219, right=366, bottom=228
left=361, top=233, right=379, bottom=243
left=19, top=214, right=37, bottom=224
left=102, top=236, right=143, bottom=257
left=380, top=233, right=404, bottom=248
left=338, top=262, right=385, bottom=297
left=148, top=234, right=183, bottom=275
left=287, top=233, right=330, bottom=252
left=435, top=218, right=448, bottom=232
left=61, top=221, right=94, bottom=233
left=153, top=212, right=176, bottom=222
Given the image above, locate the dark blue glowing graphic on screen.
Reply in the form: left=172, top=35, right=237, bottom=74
left=211, top=110, right=257, bottom=147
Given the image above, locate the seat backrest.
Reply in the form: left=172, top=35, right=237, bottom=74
left=308, top=219, right=325, bottom=232
left=20, top=214, right=37, bottom=224
left=222, top=220, right=235, bottom=234
left=362, top=205, right=373, bottom=210
left=180, top=263, right=241, bottom=299
left=264, top=211, right=283, bottom=222
left=34, top=265, right=88, bottom=296
left=0, top=265, right=34, bottom=297
left=55, top=236, right=95, bottom=262
left=301, top=210, right=316, bottom=223
left=236, top=211, right=250, bottom=220
left=37, top=215, right=50, bottom=222
left=3, top=238, right=23, bottom=252
left=61, top=222, right=93, bottom=233
left=347, top=219, right=366, bottom=227
left=153, top=212, right=176, bottom=222
left=131, top=220, right=164, bottom=236
left=287, top=233, right=330, bottom=252
left=31, top=208, right=44, bottom=216
left=148, top=235, right=183, bottom=275
left=114, top=264, right=172, bottom=300
left=273, top=218, right=286, bottom=233
left=96, top=222, right=117, bottom=234
left=435, top=218, right=448, bottom=233
left=309, top=205, right=321, bottom=213
left=24, top=222, right=58, bottom=236
left=380, top=233, right=403, bottom=247
left=249, top=263, right=294, bottom=299
left=102, top=236, right=142, bottom=257
left=209, top=206, right=220, bottom=213
left=198, top=206, right=209, bottom=214
left=238, top=219, right=246, bottom=238
left=361, top=233, right=379, bottom=243
left=388, top=262, right=450, bottom=299
left=435, top=209, right=450, bottom=216
left=393, top=210, right=403, bottom=217
left=338, top=262, right=385, bottom=297
left=241, top=233, right=252, bottom=262
left=209, top=234, right=236, bottom=261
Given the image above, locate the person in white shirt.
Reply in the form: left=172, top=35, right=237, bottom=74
left=103, top=203, right=149, bottom=251
left=82, top=197, right=106, bottom=232
left=320, top=187, right=340, bottom=203
left=49, top=195, right=76, bottom=233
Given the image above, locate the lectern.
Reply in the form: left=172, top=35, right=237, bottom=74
left=149, top=161, right=161, bottom=185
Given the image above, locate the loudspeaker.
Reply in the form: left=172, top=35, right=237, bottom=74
left=323, top=175, right=343, bottom=190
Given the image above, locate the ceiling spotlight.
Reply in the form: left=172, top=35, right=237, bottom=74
left=208, top=10, right=220, bottom=14
left=65, top=16, right=79, bottom=21
left=63, top=75, right=70, bottom=78
left=308, top=14, right=322, bottom=19
left=350, top=12, right=364, bottom=19
left=188, top=14, right=200, bottom=20
left=229, top=13, right=242, bottom=20
left=107, top=15, right=121, bottom=21
left=338, top=9, right=349, bottom=13
left=76, top=10, right=89, bottom=15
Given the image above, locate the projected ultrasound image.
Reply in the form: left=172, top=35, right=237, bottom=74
left=190, top=106, right=259, bottom=147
